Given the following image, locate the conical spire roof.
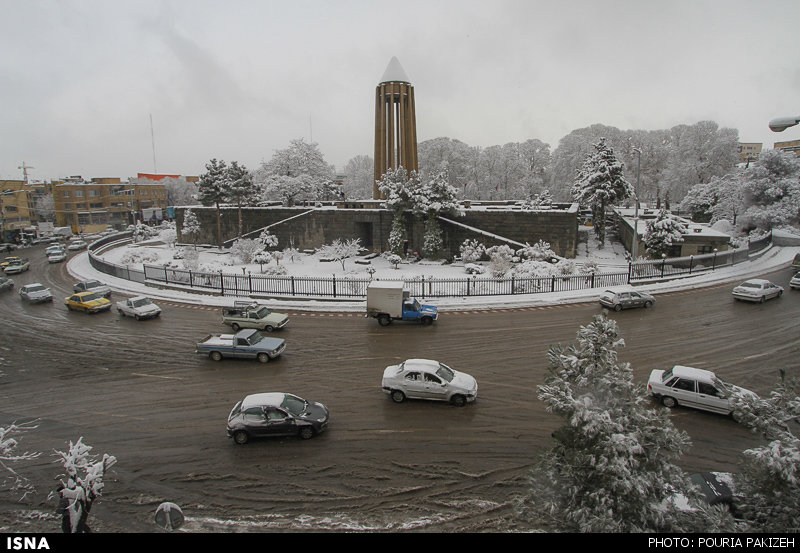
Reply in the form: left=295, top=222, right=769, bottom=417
left=379, top=56, right=411, bottom=83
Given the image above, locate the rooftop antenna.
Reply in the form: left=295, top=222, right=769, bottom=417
left=17, top=162, right=34, bottom=184
left=150, top=114, right=158, bottom=174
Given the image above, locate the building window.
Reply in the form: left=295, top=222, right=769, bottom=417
left=89, top=189, right=100, bottom=197
left=74, top=190, right=84, bottom=198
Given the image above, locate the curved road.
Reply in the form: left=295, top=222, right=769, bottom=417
left=0, top=244, right=796, bottom=532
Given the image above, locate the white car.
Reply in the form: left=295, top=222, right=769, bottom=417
left=116, top=296, right=162, bottom=320
left=790, top=272, right=800, bottom=290
left=732, top=279, right=783, bottom=302
left=45, top=245, right=64, bottom=256
left=67, top=240, right=87, bottom=251
left=647, top=365, right=755, bottom=415
left=47, top=249, right=67, bottom=263
left=73, top=279, right=112, bottom=298
left=382, top=359, right=478, bottom=407
left=19, top=283, right=54, bottom=303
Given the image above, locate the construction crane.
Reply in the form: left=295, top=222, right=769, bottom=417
left=17, top=162, right=34, bottom=184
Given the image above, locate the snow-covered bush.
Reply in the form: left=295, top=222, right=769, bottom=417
left=230, top=238, right=262, bottom=264
left=317, top=238, right=363, bottom=271
left=581, top=260, right=600, bottom=273
left=182, top=249, right=199, bottom=271
left=517, top=239, right=559, bottom=262
left=384, top=253, right=402, bottom=269
left=55, top=437, right=116, bottom=533
left=120, top=250, right=161, bottom=266
left=459, top=239, right=485, bottom=263
left=465, top=263, right=485, bottom=275
left=486, top=245, right=515, bottom=277
left=261, top=265, right=288, bottom=276
left=0, top=421, right=40, bottom=499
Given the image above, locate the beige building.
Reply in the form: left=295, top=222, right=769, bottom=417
left=774, top=139, right=800, bottom=157
left=0, top=179, right=48, bottom=242
left=737, top=142, right=762, bottom=163
left=53, top=177, right=167, bottom=233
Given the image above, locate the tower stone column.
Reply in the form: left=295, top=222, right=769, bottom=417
left=374, top=57, right=418, bottom=199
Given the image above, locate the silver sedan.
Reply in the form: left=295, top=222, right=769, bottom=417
left=732, top=279, right=783, bottom=303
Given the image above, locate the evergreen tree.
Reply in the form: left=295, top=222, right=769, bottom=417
left=644, top=209, right=687, bottom=258
left=412, top=168, right=461, bottom=258
left=197, top=158, right=230, bottom=247
left=377, top=167, right=421, bottom=255
left=571, top=138, right=633, bottom=247
left=522, top=315, right=731, bottom=532
left=730, top=370, right=800, bottom=532
left=226, top=160, right=257, bottom=238
left=181, top=208, right=201, bottom=249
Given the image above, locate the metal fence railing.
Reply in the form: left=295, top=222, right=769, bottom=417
left=87, top=232, right=773, bottom=300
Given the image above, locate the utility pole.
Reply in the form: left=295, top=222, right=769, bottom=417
left=631, top=148, right=642, bottom=260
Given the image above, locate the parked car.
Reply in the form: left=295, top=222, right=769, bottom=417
left=647, top=365, right=756, bottom=415
left=65, top=291, right=112, bottom=313
left=226, top=392, right=330, bottom=444
left=0, top=276, right=13, bottom=292
left=67, top=240, right=87, bottom=251
left=47, top=249, right=67, bottom=263
left=599, top=288, right=655, bottom=311
left=732, top=279, right=783, bottom=303
left=73, top=279, right=111, bottom=298
left=19, top=283, right=53, bottom=303
left=0, top=243, right=16, bottom=252
left=3, top=258, right=30, bottom=274
left=790, top=272, right=800, bottom=290
left=382, top=359, right=478, bottom=406
left=116, top=296, right=162, bottom=320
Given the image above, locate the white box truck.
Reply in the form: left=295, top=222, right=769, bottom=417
left=366, top=281, right=438, bottom=326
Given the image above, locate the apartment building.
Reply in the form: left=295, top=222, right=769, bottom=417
left=774, top=139, right=800, bottom=157
left=53, top=177, right=167, bottom=233
left=0, top=179, right=48, bottom=242
left=737, top=142, right=762, bottom=163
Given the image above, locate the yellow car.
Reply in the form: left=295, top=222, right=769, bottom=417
left=0, top=256, right=22, bottom=268
left=65, top=291, right=112, bottom=313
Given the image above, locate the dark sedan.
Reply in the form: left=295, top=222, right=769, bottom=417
left=227, top=393, right=329, bottom=444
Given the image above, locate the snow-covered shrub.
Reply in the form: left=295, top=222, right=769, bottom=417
left=182, top=248, right=199, bottom=271
left=581, top=260, right=600, bottom=273
left=487, top=245, right=515, bottom=277
left=388, top=217, right=405, bottom=255
left=261, top=265, right=288, bottom=276
left=513, top=260, right=560, bottom=278
left=459, top=239, right=485, bottom=263
left=120, top=250, right=161, bottom=266
left=384, top=253, right=402, bottom=269
left=517, top=240, right=559, bottom=262
left=230, top=238, right=262, bottom=264
left=465, top=263, right=485, bottom=275
left=283, top=247, right=300, bottom=263
left=422, top=218, right=443, bottom=259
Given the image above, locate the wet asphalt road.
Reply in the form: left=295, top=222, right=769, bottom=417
left=0, top=244, right=797, bottom=532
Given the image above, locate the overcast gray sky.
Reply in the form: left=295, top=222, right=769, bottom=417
left=2, top=0, right=799, bottom=182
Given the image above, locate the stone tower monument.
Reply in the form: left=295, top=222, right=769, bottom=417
left=374, top=57, right=418, bottom=199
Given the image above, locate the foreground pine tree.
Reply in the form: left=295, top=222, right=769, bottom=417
left=522, top=315, right=733, bottom=532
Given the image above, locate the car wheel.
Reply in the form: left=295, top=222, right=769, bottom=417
left=614, top=304, right=622, bottom=312
left=759, top=295, right=765, bottom=303
left=298, top=426, right=314, bottom=440
left=378, top=315, right=391, bottom=326
left=662, top=396, right=678, bottom=409
left=450, top=394, right=467, bottom=407
left=117, top=308, right=123, bottom=315
left=231, top=323, right=240, bottom=331
left=233, top=431, right=249, bottom=445
left=264, top=325, right=274, bottom=332
left=644, top=301, right=653, bottom=308
left=778, top=290, right=783, bottom=297
left=257, top=352, right=270, bottom=363
left=390, top=390, right=406, bottom=403
left=421, top=316, right=433, bottom=325
left=209, top=351, right=223, bottom=362
left=134, top=314, right=141, bottom=321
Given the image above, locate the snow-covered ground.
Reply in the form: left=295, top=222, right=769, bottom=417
left=67, top=231, right=800, bottom=312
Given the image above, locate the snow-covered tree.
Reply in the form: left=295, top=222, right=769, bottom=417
left=230, top=238, right=261, bottom=264
left=256, top=228, right=279, bottom=250
left=34, top=193, right=55, bottom=222
left=644, top=209, right=687, bottom=258
left=255, top=138, right=335, bottom=205
left=517, top=239, right=558, bottom=262
left=181, top=208, right=201, bottom=249
left=258, top=174, right=315, bottom=207
left=571, top=138, right=633, bottom=247
left=0, top=421, right=40, bottom=499
left=342, top=155, right=374, bottom=199
left=378, top=167, right=421, bottom=254
left=160, top=176, right=199, bottom=207
left=226, top=160, right=257, bottom=238
left=730, top=369, right=800, bottom=532
left=459, top=239, right=485, bottom=263
left=253, top=249, right=273, bottom=271
left=197, top=158, right=230, bottom=246
left=317, top=238, right=363, bottom=271
left=680, top=171, right=747, bottom=226
left=55, top=437, right=116, bottom=533
left=523, top=315, right=730, bottom=532
left=486, top=244, right=514, bottom=277
left=741, top=149, right=800, bottom=231
left=412, top=168, right=461, bottom=258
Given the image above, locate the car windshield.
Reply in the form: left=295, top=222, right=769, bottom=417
left=81, top=293, right=101, bottom=301
left=280, top=395, right=308, bottom=416
left=712, top=377, right=732, bottom=395
left=740, top=282, right=761, bottom=289
left=27, top=285, right=46, bottom=292
left=86, top=280, right=102, bottom=288
left=436, top=363, right=455, bottom=382
left=254, top=307, right=271, bottom=318
left=131, top=298, right=151, bottom=307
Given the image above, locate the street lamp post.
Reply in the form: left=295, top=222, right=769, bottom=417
left=631, top=148, right=642, bottom=260
left=769, top=116, right=800, bottom=132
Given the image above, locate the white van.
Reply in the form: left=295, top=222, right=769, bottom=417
left=647, top=365, right=755, bottom=415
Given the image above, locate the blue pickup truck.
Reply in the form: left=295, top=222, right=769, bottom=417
left=196, top=328, right=285, bottom=363
left=366, top=281, right=438, bottom=326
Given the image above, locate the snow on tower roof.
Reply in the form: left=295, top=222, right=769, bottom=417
left=380, top=56, right=411, bottom=83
